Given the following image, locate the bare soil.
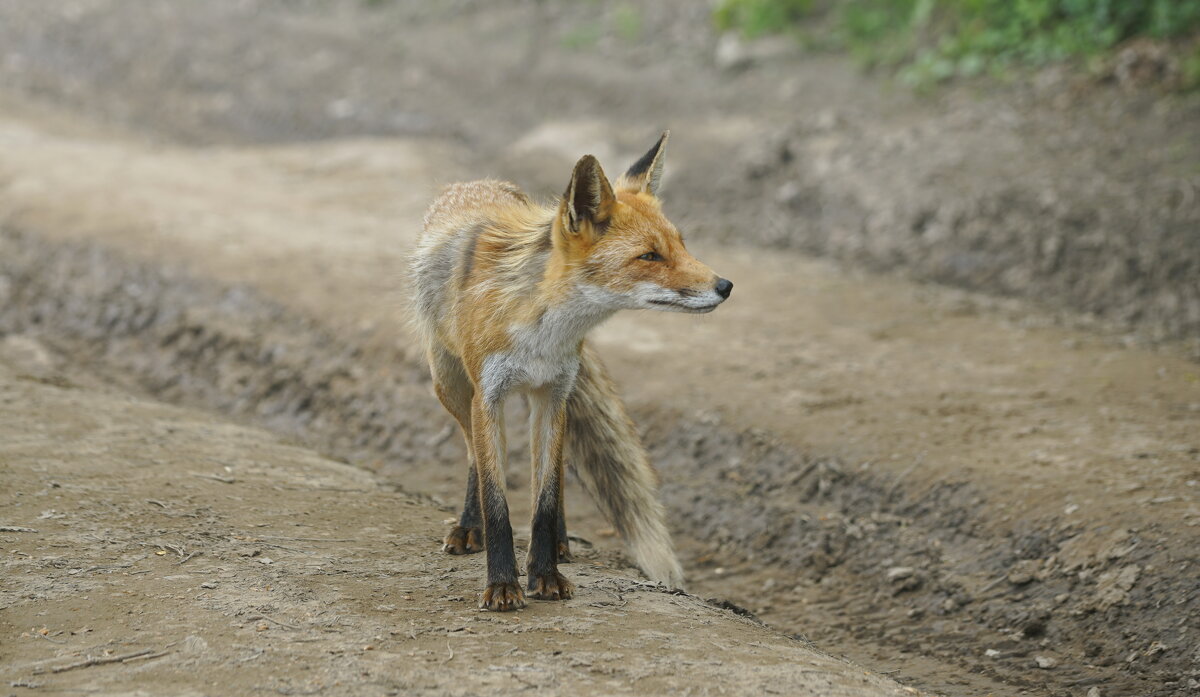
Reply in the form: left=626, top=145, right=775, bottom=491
left=0, top=2, right=1198, bottom=696
left=0, top=345, right=911, bottom=697
left=1, top=0, right=1196, bottom=344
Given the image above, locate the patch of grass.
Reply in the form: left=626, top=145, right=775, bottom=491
left=715, top=0, right=1200, bottom=86
left=714, top=0, right=815, bottom=38
left=561, top=22, right=604, bottom=50
left=613, top=3, right=643, bottom=42
left=1185, top=43, right=1200, bottom=88
left=561, top=4, right=646, bottom=50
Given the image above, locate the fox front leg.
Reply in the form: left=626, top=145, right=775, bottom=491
left=526, top=386, right=575, bottom=601
left=470, top=394, right=525, bottom=611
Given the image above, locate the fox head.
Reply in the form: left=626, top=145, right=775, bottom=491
left=555, top=132, right=732, bottom=313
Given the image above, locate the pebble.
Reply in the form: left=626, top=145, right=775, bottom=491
left=714, top=33, right=752, bottom=72
left=1007, top=559, right=1040, bottom=585
left=1034, top=655, right=1057, bottom=669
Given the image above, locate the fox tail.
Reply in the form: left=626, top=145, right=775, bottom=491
left=565, top=344, right=685, bottom=589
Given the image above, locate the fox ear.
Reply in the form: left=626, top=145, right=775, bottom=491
left=562, top=154, right=615, bottom=235
left=616, top=131, right=668, bottom=196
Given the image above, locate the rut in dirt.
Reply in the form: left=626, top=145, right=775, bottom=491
left=3, top=226, right=1196, bottom=697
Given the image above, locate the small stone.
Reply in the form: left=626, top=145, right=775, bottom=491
left=1034, top=655, right=1057, bottom=669
left=715, top=33, right=752, bottom=72
left=886, top=566, right=922, bottom=593
left=1086, top=688, right=1101, bottom=697
left=258, top=557, right=274, bottom=565
left=200, top=581, right=217, bottom=589
left=984, top=649, right=1000, bottom=658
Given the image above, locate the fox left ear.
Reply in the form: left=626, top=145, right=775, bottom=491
left=562, top=154, right=616, bottom=235
left=616, top=131, right=668, bottom=196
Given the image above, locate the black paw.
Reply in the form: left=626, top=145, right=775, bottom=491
left=528, top=571, right=575, bottom=601
left=557, top=540, right=574, bottom=563
left=480, top=581, right=526, bottom=611
left=442, top=525, right=483, bottom=555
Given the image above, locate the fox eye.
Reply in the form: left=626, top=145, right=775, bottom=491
left=638, top=251, right=664, bottom=262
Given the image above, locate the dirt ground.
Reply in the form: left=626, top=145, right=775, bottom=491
left=0, top=347, right=915, bottom=697
left=0, top=2, right=1198, bottom=696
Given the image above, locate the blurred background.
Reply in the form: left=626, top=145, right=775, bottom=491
left=0, top=2, right=1197, bottom=696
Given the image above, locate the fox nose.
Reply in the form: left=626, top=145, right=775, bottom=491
left=715, top=278, right=733, bottom=299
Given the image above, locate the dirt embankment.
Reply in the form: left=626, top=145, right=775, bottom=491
left=0, top=346, right=912, bottom=697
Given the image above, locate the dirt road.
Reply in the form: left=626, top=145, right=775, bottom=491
left=2, top=90, right=1197, bottom=695
left=0, top=344, right=914, bottom=696
left=0, top=2, right=1198, bottom=696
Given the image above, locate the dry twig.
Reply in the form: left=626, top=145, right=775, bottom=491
left=34, top=647, right=161, bottom=675
left=190, top=472, right=235, bottom=484
left=247, top=614, right=300, bottom=630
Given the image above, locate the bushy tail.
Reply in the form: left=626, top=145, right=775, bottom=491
left=565, top=344, right=684, bottom=589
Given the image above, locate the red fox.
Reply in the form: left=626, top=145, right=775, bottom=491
left=411, top=133, right=732, bottom=611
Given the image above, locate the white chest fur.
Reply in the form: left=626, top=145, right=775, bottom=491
left=479, top=289, right=615, bottom=403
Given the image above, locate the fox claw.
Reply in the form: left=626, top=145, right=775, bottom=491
left=480, top=581, right=526, bottom=611
left=442, top=525, right=483, bottom=555
left=528, top=571, right=574, bottom=601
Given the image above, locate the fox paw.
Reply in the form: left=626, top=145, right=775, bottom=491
left=557, top=540, right=574, bottom=563
left=528, top=571, right=574, bottom=601
left=442, top=526, right=483, bottom=555
left=480, top=581, right=526, bottom=612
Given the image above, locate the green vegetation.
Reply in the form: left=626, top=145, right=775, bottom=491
left=561, top=3, right=644, bottom=50
left=713, top=0, right=816, bottom=38
left=715, top=0, right=1200, bottom=86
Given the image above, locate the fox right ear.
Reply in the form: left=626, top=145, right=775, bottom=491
left=562, top=154, right=615, bottom=235
left=616, top=131, right=668, bottom=196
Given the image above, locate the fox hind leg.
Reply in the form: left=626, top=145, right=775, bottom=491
left=443, top=468, right=483, bottom=554
left=428, top=346, right=483, bottom=555
left=557, top=501, right=573, bottom=562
